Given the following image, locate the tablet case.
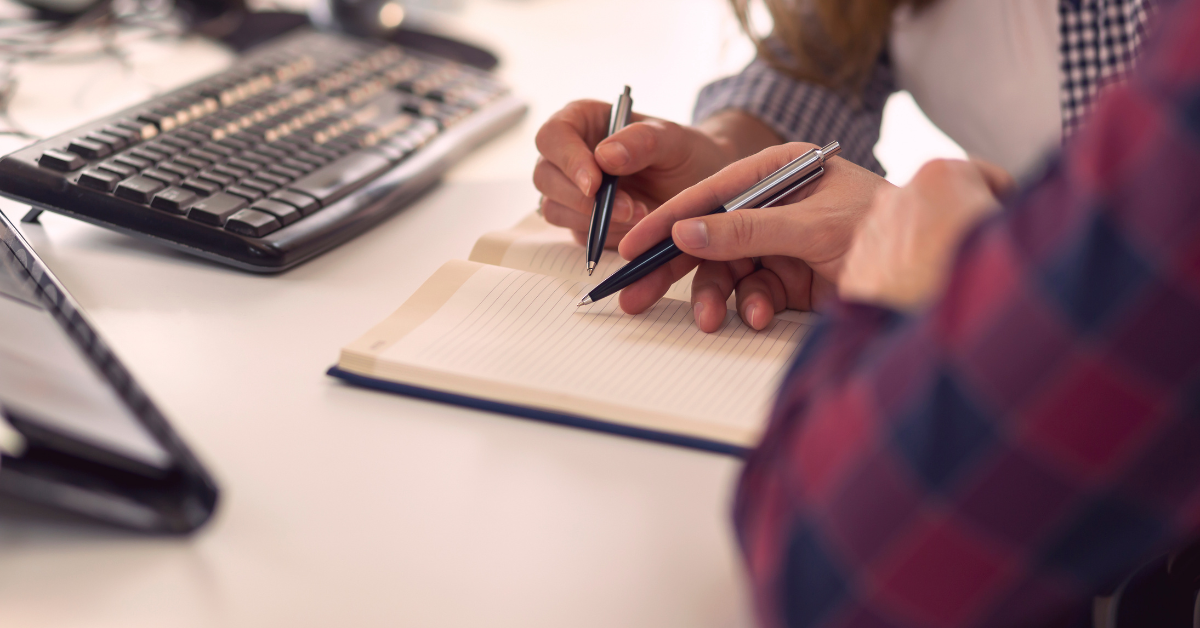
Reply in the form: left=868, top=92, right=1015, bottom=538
left=0, top=210, right=218, bottom=533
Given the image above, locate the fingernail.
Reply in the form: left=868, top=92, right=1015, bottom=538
left=613, top=196, right=634, bottom=223
left=633, top=200, right=649, bottom=220
left=746, top=303, right=762, bottom=329
left=575, top=171, right=591, bottom=195
left=674, top=220, right=709, bottom=249
left=693, top=301, right=705, bottom=324
left=596, top=142, right=630, bottom=168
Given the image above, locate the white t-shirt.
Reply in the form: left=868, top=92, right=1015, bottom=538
left=890, top=0, right=1062, bottom=178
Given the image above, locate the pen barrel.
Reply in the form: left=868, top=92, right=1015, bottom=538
left=587, top=174, right=620, bottom=262
left=588, top=206, right=726, bottom=301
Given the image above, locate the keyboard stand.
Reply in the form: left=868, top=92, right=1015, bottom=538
left=21, top=208, right=42, bottom=224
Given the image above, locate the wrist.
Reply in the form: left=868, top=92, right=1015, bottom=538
left=697, top=110, right=783, bottom=163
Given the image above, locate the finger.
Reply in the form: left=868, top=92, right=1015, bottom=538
left=734, top=268, right=787, bottom=330
left=759, top=255, right=817, bottom=311
left=619, top=143, right=820, bottom=259
left=968, top=157, right=1017, bottom=196
left=690, top=260, right=736, bottom=333
left=543, top=199, right=634, bottom=245
left=533, top=157, right=591, bottom=215
left=535, top=101, right=613, bottom=196
left=668, top=203, right=824, bottom=262
left=594, top=119, right=700, bottom=176
left=617, top=253, right=701, bottom=315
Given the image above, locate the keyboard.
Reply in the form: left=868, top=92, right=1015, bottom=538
left=0, top=28, right=526, bottom=272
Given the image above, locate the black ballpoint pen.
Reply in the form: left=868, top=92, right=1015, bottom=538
left=577, top=141, right=841, bottom=307
left=585, top=86, right=634, bottom=276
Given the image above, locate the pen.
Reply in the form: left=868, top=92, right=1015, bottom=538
left=577, top=141, right=841, bottom=307
left=585, top=86, right=634, bottom=275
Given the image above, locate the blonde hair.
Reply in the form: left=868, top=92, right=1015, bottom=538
left=730, top=0, right=937, bottom=95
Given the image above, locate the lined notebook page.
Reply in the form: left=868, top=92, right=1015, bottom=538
left=471, top=213, right=695, bottom=302
left=368, top=262, right=813, bottom=442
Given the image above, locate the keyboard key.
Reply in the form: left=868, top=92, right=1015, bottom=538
left=213, top=163, right=249, bottom=179
left=150, top=187, right=198, bottom=214
left=252, top=144, right=289, bottom=159
left=267, top=164, right=304, bottom=179
left=217, top=136, right=251, bottom=151
left=290, top=151, right=328, bottom=167
left=198, top=169, right=235, bottom=185
left=114, top=176, right=166, bottom=203
left=280, top=157, right=316, bottom=173
left=226, top=156, right=260, bottom=172
left=286, top=151, right=391, bottom=207
left=237, top=151, right=272, bottom=165
left=176, top=129, right=211, bottom=144
left=250, top=199, right=301, bottom=225
left=67, top=138, right=110, bottom=160
left=113, top=154, right=152, bottom=170
left=187, top=149, right=222, bottom=164
left=224, top=208, right=281, bottom=237
left=98, top=161, right=137, bottom=178
left=268, top=190, right=319, bottom=216
left=158, top=161, right=196, bottom=177
left=128, top=147, right=167, bottom=163
left=143, top=168, right=182, bottom=185
left=38, top=149, right=85, bottom=171
left=239, top=178, right=277, bottom=194
left=101, top=125, right=140, bottom=146
left=181, top=178, right=220, bottom=196
left=188, top=192, right=247, bottom=225
left=225, top=185, right=263, bottom=201
left=88, top=131, right=127, bottom=152
left=159, top=135, right=195, bottom=151
left=114, top=120, right=157, bottom=140
left=144, top=141, right=180, bottom=156
left=256, top=171, right=291, bottom=186
left=173, top=156, right=209, bottom=170
left=201, top=141, right=236, bottom=156
left=77, top=168, right=122, bottom=192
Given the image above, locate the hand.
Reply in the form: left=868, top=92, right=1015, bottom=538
left=617, top=142, right=894, bottom=332
left=533, top=103, right=776, bottom=248
left=839, top=158, right=1015, bottom=311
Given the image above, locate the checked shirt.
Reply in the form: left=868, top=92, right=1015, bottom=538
left=734, top=0, right=1200, bottom=627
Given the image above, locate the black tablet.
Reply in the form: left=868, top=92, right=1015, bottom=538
left=0, top=210, right=218, bottom=533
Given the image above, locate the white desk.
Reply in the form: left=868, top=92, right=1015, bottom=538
left=0, top=1, right=961, bottom=625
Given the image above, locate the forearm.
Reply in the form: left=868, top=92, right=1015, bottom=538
left=695, top=109, right=784, bottom=163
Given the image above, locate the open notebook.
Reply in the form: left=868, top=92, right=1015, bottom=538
left=329, top=214, right=818, bottom=455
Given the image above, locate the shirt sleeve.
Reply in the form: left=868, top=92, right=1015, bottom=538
left=693, top=46, right=894, bottom=176
left=734, top=1, right=1200, bottom=626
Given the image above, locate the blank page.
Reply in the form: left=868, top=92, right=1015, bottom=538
left=341, top=260, right=814, bottom=446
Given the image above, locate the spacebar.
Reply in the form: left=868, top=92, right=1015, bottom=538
left=285, top=151, right=393, bottom=207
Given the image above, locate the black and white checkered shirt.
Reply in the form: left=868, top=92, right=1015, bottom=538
left=694, top=0, right=1154, bottom=175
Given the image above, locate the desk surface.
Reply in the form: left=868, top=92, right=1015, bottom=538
left=0, top=1, right=959, bottom=625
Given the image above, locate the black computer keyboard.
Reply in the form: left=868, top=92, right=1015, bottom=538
left=0, top=28, right=526, bottom=272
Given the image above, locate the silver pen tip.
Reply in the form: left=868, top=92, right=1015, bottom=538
left=586, top=262, right=596, bottom=275
left=576, top=296, right=593, bottom=307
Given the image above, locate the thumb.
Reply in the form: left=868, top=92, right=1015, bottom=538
left=594, top=119, right=696, bottom=176
left=671, top=205, right=809, bottom=262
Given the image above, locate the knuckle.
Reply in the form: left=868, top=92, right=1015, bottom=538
left=727, top=211, right=757, bottom=250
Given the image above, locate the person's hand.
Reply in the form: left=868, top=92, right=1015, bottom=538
left=617, top=142, right=894, bottom=332
left=533, top=101, right=750, bottom=248
left=839, top=158, right=1015, bottom=311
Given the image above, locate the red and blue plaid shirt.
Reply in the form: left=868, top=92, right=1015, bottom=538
left=735, top=1, right=1200, bottom=626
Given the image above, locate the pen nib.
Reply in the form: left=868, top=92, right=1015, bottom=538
left=586, top=262, right=596, bottom=276
left=576, top=296, right=593, bottom=307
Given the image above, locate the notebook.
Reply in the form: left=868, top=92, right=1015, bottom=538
left=329, top=213, right=818, bottom=455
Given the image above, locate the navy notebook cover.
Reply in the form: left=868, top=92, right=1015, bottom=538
left=327, top=366, right=748, bottom=457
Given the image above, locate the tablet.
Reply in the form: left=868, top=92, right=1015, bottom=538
left=0, top=210, right=218, bottom=533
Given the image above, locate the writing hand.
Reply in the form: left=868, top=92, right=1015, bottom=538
left=618, top=142, right=893, bottom=332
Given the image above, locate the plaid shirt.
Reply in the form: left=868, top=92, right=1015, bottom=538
left=735, top=0, right=1200, bottom=626
left=696, top=0, right=1154, bottom=175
